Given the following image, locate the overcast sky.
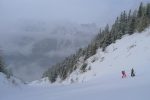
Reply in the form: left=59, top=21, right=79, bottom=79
left=0, top=0, right=149, bottom=27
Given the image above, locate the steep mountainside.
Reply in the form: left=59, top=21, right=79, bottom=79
left=36, top=27, right=150, bottom=84
left=43, top=3, right=150, bottom=83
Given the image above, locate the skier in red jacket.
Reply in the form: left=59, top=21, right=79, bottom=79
left=122, top=70, right=127, bottom=78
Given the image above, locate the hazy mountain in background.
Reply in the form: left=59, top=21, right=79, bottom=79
left=0, top=20, right=99, bottom=81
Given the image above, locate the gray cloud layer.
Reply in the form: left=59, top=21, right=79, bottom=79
left=1, top=0, right=149, bottom=26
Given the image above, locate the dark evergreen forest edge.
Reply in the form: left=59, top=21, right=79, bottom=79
left=43, top=2, right=150, bottom=83
left=0, top=54, right=11, bottom=78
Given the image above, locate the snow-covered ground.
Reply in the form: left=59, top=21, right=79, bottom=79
left=1, top=28, right=150, bottom=100
left=0, top=73, right=24, bottom=93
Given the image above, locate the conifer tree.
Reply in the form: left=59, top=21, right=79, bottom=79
left=146, top=3, right=150, bottom=24
left=146, top=3, right=150, bottom=18
left=138, top=2, right=144, bottom=18
left=0, top=53, right=10, bottom=77
left=0, top=56, right=5, bottom=73
left=128, top=16, right=136, bottom=35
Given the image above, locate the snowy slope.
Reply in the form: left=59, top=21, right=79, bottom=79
left=61, top=28, right=150, bottom=84
left=1, top=28, right=150, bottom=100
left=0, top=73, right=24, bottom=89
left=28, top=77, right=51, bottom=86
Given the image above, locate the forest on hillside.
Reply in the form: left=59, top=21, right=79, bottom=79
left=43, top=2, right=150, bottom=83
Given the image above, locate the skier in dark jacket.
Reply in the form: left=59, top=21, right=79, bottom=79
left=131, top=68, right=135, bottom=77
